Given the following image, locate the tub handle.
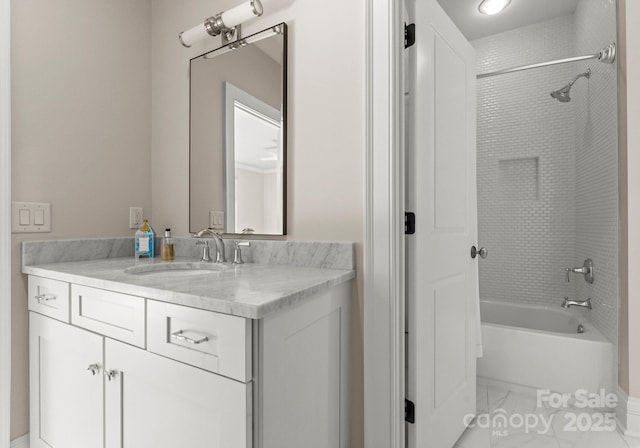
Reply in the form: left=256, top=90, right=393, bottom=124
left=471, top=246, right=488, bottom=259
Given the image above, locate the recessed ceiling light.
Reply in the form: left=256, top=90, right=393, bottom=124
left=478, top=0, right=511, bottom=15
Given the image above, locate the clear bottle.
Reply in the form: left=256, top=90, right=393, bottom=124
left=135, top=219, right=155, bottom=258
left=160, top=228, right=175, bottom=261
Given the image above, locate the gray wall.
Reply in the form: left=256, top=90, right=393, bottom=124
left=11, top=0, right=152, bottom=439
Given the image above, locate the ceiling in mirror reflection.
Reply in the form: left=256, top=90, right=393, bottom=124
left=234, top=105, right=281, bottom=171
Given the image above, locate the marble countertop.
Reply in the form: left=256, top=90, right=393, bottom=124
left=23, top=257, right=355, bottom=319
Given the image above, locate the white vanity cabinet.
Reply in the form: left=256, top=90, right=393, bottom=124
left=29, top=296, right=249, bottom=448
left=27, top=274, right=350, bottom=448
left=29, top=312, right=104, bottom=448
left=104, top=339, right=251, bottom=448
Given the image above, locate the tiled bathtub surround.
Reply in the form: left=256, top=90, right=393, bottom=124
left=472, top=0, right=618, bottom=347
left=573, top=0, right=619, bottom=348
left=473, top=15, right=578, bottom=309
left=22, top=237, right=356, bottom=271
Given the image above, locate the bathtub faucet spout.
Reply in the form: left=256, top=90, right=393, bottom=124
left=561, top=297, right=592, bottom=309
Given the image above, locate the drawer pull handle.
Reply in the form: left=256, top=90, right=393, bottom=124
left=87, top=364, right=101, bottom=376
left=104, top=370, right=118, bottom=381
left=35, top=293, right=56, bottom=303
left=171, top=330, right=209, bottom=345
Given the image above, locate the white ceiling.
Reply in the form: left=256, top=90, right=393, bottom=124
left=436, top=0, right=580, bottom=41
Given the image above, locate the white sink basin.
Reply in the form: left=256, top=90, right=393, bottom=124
left=124, top=262, right=229, bottom=277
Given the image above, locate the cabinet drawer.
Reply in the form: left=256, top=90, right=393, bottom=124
left=71, top=285, right=146, bottom=348
left=28, top=276, right=70, bottom=322
left=147, top=301, right=251, bottom=382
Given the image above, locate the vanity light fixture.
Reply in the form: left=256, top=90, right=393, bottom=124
left=478, top=0, right=511, bottom=15
left=179, top=0, right=263, bottom=48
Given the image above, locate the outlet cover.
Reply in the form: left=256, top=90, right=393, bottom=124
left=12, top=202, right=51, bottom=233
left=129, top=207, right=144, bottom=229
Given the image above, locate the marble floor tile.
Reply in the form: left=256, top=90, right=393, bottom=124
left=623, top=434, right=640, bottom=447
left=455, top=380, right=638, bottom=448
left=456, top=420, right=492, bottom=448
left=485, top=383, right=554, bottom=437
left=491, top=431, right=560, bottom=448
left=477, top=382, right=489, bottom=414
left=487, top=382, right=511, bottom=412
left=554, top=426, right=628, bottom=448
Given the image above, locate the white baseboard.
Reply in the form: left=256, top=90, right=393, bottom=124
left=10, top=434, right=29, bottom=448
left=617, top=387, right=640, bottom=438
left=9, top=434, right=28, bottom=448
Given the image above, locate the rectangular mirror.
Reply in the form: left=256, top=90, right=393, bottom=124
left=190, top=23, right=287, bottom=235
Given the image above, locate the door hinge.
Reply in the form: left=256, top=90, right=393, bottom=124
left=405, top=212, right=415, bottom=235
left=405, top=399, right=415, bottom=424
left=405, top=23, right=416, bottom=49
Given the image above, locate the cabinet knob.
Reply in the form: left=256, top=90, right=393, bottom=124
left=87, top=363, right=101, bottom=376
left=104, top=369, right=118, bottom=381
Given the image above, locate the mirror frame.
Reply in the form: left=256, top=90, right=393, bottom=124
left=189, top=23, right=288, bottom=236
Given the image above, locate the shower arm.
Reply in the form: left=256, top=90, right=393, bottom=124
left=567, top=69, right=591, bottom=87
left=476, top=43, right=616, bottom=80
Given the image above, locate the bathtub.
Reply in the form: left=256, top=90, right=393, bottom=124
left=476, top=300, right=613, bottom=394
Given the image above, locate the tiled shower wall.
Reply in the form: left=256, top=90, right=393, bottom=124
left=473, top=15, right=578, bottom=308
left=473, top=2, right=619, bottom=346
left=573, top=0, right=618, bottom=344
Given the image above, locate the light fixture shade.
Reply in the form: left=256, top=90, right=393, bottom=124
left=221, top=0, right=263, bottom=29
left=478, top=0, right=511, bottom=15
left=179, top=23, right=210, bottom=47
left=178, top=0, right=264, bottom=48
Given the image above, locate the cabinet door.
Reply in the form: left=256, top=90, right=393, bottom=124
left=30, top=312, right=104, bottom=448
left=104, top=339, right=251, bottom=448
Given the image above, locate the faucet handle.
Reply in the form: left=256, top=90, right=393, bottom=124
left=196, top=240, right=213, bottom=262
left=565, top=259, right=594, bottom=284
left=232, top=241, right=250, bottom=265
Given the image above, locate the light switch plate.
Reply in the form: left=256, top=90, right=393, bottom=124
left=12, top=202, right=51, bottom=233
left=19, top=209, right=30, bottom=226
left=209, top=211, right=224, bottom=230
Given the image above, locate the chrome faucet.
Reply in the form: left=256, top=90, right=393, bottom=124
left=565, top=258, right=594, bottom=283
left=195, top=240, right=213, bottom=262
left=193, top=228, right=226, bottom=263
left=561, top=296, right=592, bottom=309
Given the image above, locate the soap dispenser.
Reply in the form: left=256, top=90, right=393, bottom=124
left=160, top=228, right=175, bottom=261
left=135, top=219, right=155, bottom=259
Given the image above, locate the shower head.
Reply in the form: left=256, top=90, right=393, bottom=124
left=550, top=85, right=572, bottom=102
left=550, top=68, right=591, bottom=103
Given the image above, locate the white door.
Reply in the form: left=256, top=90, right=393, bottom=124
left=29, top=313, right=104, bottom=448
left=104, top=339, right=251, bottom=448
left=406, top=0, right=478, bottom=447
